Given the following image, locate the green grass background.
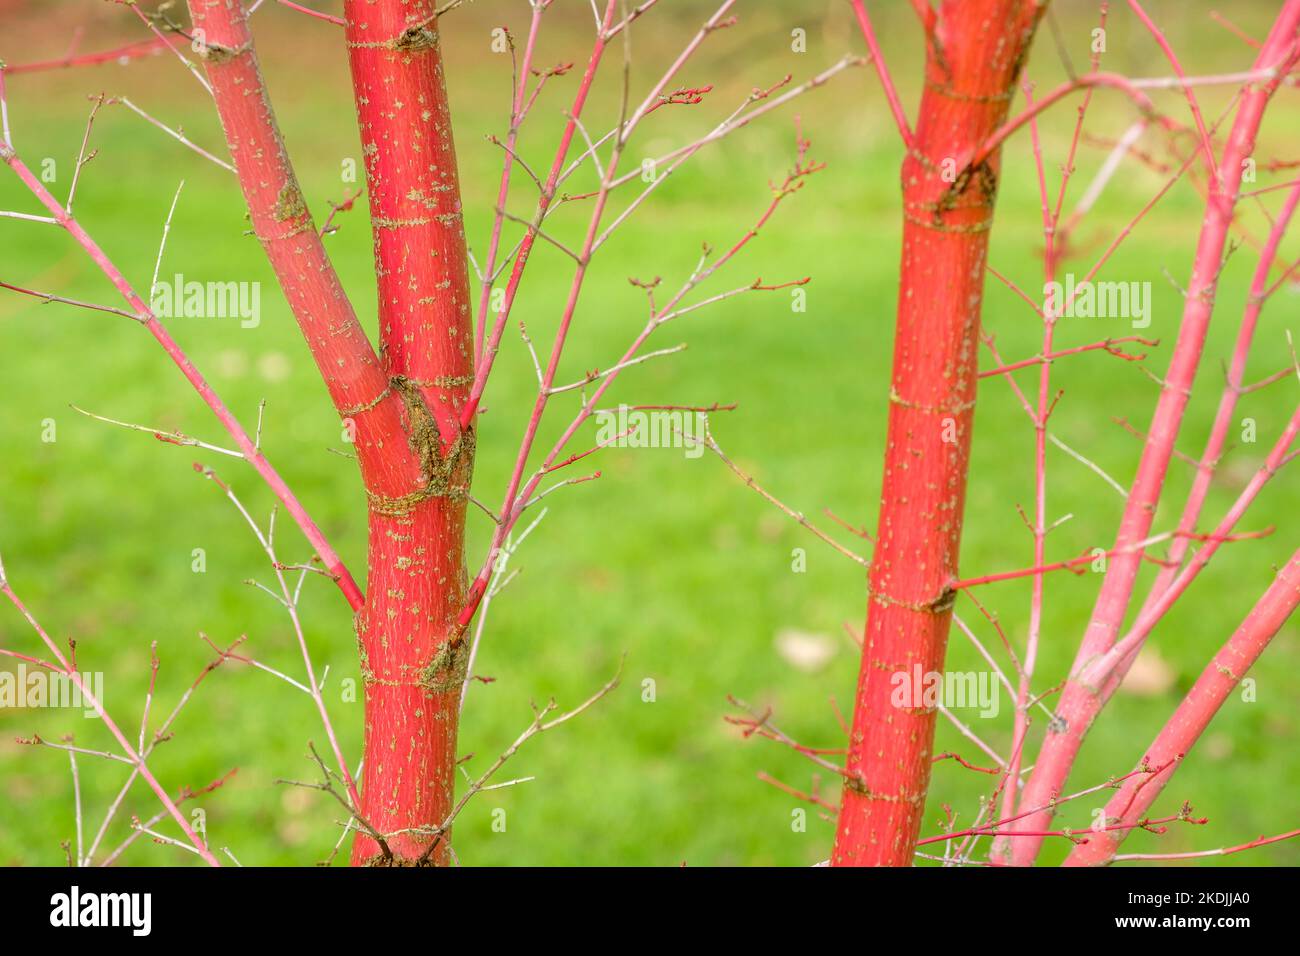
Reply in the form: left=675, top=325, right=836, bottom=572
left=0, top=0, right=1296, bottom=866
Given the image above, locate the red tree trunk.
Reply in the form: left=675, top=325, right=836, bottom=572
left=832, top=0, right=1045, bottom=867
left=189, top=0, right=472, bottom=865
left=343, top=0, right=475, bottom=865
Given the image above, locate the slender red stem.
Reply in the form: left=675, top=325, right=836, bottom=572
left=3, top=37, right=170, bottom=75
left=849, top=0, right=914, bottom=149
left=1007, top=1, right=1300, bottom=865
left=1, top=581, right=220, bottom=866
left=1064, top=549, right=1300, bottom=866
left=461, top=0, right=621, bottom=429
left=1137, top=178, right=1300, bottom=613
left=277, top=0, right=345, bottom=26
left=0, top=134, right=363, bottom=611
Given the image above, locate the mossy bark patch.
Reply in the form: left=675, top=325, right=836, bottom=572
left=273, top=182, right=308, bottom=222
left=419, top=638, right=469, bottom=694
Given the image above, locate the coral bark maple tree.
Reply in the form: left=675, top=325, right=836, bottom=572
left=3, top=0, right=850, bottom=866
left=2, top=0, right=1298, bottom=870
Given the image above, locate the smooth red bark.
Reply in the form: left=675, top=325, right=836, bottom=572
left=188, top=0, right=474, bottom=864
left=832, top=0, right=1045, bottom=867
left=343, top=0, right=475, bottom=865
left=187, top=0, right=420, bottom=504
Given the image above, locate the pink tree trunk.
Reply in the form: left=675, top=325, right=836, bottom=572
left=1005, top=2, right=1300, bottom=865
left=1064, top=549, right=1300, bottom=866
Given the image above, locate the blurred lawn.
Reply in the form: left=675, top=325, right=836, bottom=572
left=0, top=1, right=1296, bottom=866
